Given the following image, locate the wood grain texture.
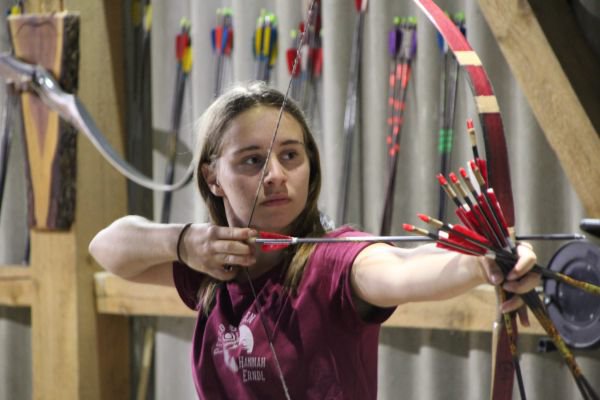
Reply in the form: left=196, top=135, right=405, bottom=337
left=478, top=0, right=600, bottom=217
left=95, top=272, right=196, bottom=318
left=95, top=272, right=544, bottom=334
left=0, top=266, right=33, bottom=306
left=8, top=12, right=78, bottom=229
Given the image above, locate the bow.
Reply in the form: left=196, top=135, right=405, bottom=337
left=414, top=1, right=599, bottom=399
left=0, top=53, right=195, bottom=192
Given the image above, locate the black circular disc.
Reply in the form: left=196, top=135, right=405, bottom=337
left=543, top=241, right=600, bottom=349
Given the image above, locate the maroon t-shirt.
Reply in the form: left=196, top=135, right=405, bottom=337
left=173, top=226, right=396, bottom=399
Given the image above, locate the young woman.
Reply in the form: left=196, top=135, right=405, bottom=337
left=89, top=82, right=539, bottom=399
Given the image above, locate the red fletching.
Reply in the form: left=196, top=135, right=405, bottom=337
left=257, top=231, right=292, bottom=252
left=477, top=193, right=506, bottom=246
left=225, top=30, right=234, bottom=54
left=462, top=208, right=480, bottom=231
left=259, top=231, right=290, bottom=239
left=470, top=204, right=494, bottom=239
left=466, top=118, right=474, bottom=129
left=261, top=243, right=289, bottom=252
left=287, top=49, right=300, bottom=76
left=176, top=33, right=189, bottom=60
left=312, top=48, right=323, bottom=76
left=487, top=189, right=510, bottom=237
left=455, top=207, right=472, bottom=227
left=459, top=167, right=468, bottom=179
left=452, top=224, right=492, bottom=247
left=446, top=233, right=487, bottom=255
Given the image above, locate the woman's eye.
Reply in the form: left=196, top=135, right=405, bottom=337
left=282, top=151, right=297, bottom=160
left=242, top=155, right=265, bottom=166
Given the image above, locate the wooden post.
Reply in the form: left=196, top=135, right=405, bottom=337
left=477, top=0, right=600, bottom=217
left=7, top=1, right=131, bottom=398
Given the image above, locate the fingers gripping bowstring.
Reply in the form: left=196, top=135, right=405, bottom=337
left=243, top=2, right=318, bottom=399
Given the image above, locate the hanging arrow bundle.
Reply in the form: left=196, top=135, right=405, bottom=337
left=212, top=8, right=233, bottom=97
left=161, top=19, right=193, bottom=223
left=436, top=12, right=465, bottom=221
left=286, top=0, right=322, bottom=123
left=379, top=16, right=417, bottom=236
left=253, top=9, right=278, bottom=83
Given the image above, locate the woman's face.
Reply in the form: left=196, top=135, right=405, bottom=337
left=204, top=106, right=310, bottom=234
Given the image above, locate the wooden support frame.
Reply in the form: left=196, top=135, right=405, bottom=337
left=478, top=0, right=600, bottom=217
left=0, top=1, right=130, bottom=399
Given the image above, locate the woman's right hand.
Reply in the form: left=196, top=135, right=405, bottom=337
left=178, top=224, right=257, bottom=281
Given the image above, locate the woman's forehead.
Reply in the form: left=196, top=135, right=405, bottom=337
left=221, top=107, right=305, bottom=150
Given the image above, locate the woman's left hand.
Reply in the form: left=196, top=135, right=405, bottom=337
left=482, top=243, right=540, bottom=326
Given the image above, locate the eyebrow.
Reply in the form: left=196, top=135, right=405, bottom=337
left=232, top=139, right=305, bottom=155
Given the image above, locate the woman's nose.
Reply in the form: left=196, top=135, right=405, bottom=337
left=263, top=157, right=287, bottom=185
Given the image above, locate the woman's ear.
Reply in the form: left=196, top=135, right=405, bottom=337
left=201, top=163, right=224, bottom=197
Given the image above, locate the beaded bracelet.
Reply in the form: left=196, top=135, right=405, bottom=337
left=176, top=223, right=193, bottom=264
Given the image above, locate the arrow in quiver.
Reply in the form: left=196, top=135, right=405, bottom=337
left=8, top=12, right=79, bottom=230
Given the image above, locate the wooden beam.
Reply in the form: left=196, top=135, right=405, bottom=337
left=0, top=266, right=33, bottom=307
left=95, top=272, right=196, bottom=318
left=9, top=0, right=130, bottom=399
left=384, top=286, right=543, bottom=335
left=95, top=272, right=544, bottom=334
left=9, top=12, right=78, bottom=229
left=23, top=0, right=63, bottom=13
left=527, top=0, right=600, bottom=134
left=478, top=0, right=600, bottom=217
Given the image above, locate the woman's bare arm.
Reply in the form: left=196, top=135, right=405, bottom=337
left=89, top=216, right=257, bottom=285
left=351, top=242, right=538, bottom=311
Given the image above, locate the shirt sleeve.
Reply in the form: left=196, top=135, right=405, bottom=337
left=172, top=261, right=204, bottom=311
left=304, top=226, right=396, bottom=326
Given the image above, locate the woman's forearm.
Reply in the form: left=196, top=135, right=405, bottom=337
left=89, top=215, right=182, bottom=279
left=353, top=243, right=487, bottom=307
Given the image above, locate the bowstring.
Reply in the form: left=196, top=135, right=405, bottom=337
left=242, top=2, right=318, bottom=399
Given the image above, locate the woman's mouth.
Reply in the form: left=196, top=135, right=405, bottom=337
left=261, top=196, right=291, bottom=207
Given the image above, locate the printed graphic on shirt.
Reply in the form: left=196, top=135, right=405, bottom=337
left=212, top=312, right=267, bottom=382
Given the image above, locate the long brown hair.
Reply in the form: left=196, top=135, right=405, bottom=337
left=194, top=81, right=325, bottom=313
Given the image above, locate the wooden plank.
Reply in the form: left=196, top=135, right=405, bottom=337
left=95, top=272, right=196, bottom=318
left=384, top=286, right=544, bottom=335
left=477, top=0, right=600, bottom=217
left=30, top=231, right=80, bottom=399
left=0, top=266, right=33, bottom=306
left=8, top=12, right=78, bottom=229
left=23, top=0, right=63, bottom=12
left=95, top=273, right=544, bottom=334
left=70, top=1, right=131, bottom=399
left=527, top=0, right=600, bottom=134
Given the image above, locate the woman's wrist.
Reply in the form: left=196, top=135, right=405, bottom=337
left=176, top=223, right=193, bottom=265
